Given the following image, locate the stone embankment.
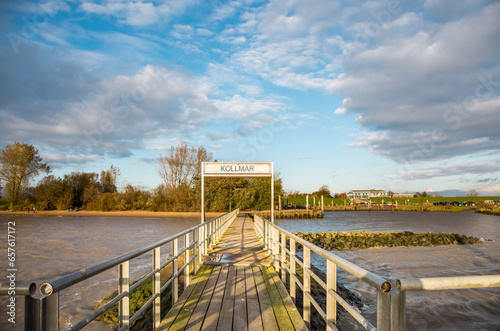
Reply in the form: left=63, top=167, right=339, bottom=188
left=294, top=231, right=484, bottom=250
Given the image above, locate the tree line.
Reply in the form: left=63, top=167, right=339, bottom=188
left=0, top=142, right=283, bottom=212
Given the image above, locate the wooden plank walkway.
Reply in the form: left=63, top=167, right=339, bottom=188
left=158, top=214, right=307, bottom=331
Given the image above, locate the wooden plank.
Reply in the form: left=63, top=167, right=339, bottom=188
left=252, top=266, right=279, bottom=331
left=158, top=264, right=210, bottom=331
left=245, top=266, right=258, bottom=299
left=233, top=266, right=248, bottom=331
left=163, top=265, right=214, bottom=331
left=268, top=265, right=308, bottom=331
left=246, top=266, right=263, bottom=330
left=201, top=266, right=229, bottom=331
left=185, top=266, right=222, bottom=331
left=216, top=266, right=236, bottom=331
left=216, top=298, right=234, bottom=331
left=260, top=266, right=295, bottom=331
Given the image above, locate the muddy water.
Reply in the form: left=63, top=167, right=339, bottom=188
left=276, top=211, right=500, bottom=330
left=0, top=215, right=200, bottom=330
left=1, top=211, right=499, bottom=330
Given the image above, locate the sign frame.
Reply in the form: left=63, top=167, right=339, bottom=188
left=201, top=162, right=274, bottom=224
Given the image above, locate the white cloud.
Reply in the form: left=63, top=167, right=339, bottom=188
left=80, top=0, right=194, bottom=26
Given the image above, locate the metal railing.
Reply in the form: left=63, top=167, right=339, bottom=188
left=0, top=209, right=239, bottom=331
left=253, top=214, right=500, bottom=331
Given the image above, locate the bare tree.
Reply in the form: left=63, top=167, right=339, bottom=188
left=468, top=189, right=479, bottom=197
left=158, top=145, right=212, bottom=189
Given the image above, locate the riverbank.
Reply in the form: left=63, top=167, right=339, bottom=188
left=0, top=210, right=223, bottom=219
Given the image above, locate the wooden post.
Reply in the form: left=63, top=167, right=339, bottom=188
left=303, top=246, right=311, bottom=328
left=306, top=195, right=309, bottom=218
left=313, top=196, right=316, bottom=210
left=321, top=195, right=324, bottom=211
left=279, top=195, right=282, bottom=212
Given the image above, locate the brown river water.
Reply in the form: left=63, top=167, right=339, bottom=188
left=1, top=211, right=499, bottom=330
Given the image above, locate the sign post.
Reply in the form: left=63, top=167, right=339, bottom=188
left=201, top=162, right=274, bottom=223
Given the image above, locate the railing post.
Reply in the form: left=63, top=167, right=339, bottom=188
left=273, top=227, right=280, bottom=271
left=303, top=246, right=311, bottom=328
left=281, top=232, right=286, bottom=284
left=391, top=287, right=406, bottom=331
left=118, top=261, right=130, bottom=329
left=193, top=228, right=201, bottom=275
left=290, top=237, right=296, bottom=304
left=42, top=292, right=59, bottom=331
left=153, top=247, right=161, bottom=330
left=184, top=232, right=190, bottom=288
left=327, top=260, right=337, bottom=330
left=377, top=290, right=390, bottom=331
left=25, top=295, right=41, bottom=331
left=173, top=238, right=179, bottom=304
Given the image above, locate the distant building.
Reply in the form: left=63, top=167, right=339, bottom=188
left=393, top=193, right=414, bottom=198
left=347, top=189, right=388, bottom=199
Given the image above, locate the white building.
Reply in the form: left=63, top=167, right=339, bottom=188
left=347, top=189, right=388, bottom=199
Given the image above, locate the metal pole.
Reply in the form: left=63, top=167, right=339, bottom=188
left=184, top=233, right=190, bottom=288
left=271, top=162, right=274, bottom=224
left=391, top=290, right=406, bottom=331
left=153, top=247, right=161, bottom=330
left=290, top=237, right=296, bottom=303
left=42, top=292, right=59, bottom=331
left=173, top=238, right=179, bottom=304
left=377, top=290, right=390, bottom=331
left=25, top=296, right=41, bottom=331
left=303, top=246, right=311, bottom=328
left=118, top=262, right=129, bottom=329
left=281, top=232, right=286, bottom=283
left=201, top=162, right=205, bottom=224
left=326, top=260, right=337, bottom=331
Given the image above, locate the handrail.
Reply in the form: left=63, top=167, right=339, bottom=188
left=253, top=213, right=391, bottom=331
left=1, top=209, right=239, bottom=331
left=253, top=214, right=500, bottom=331
left=398, top=275, right=500, bottom=291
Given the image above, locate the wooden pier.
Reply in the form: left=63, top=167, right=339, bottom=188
left=158, top=214, right=307, bottom=331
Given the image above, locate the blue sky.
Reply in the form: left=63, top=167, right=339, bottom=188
left=1, top=0, right=500, bottom=196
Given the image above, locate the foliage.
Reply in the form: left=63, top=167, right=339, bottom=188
left=0, top=142, right=50, bottom=206
left=475, top=200, right=498, bottom=210
left=100, top=165, right=120, bottom=193
left=315, top=185, right=332, bottom=198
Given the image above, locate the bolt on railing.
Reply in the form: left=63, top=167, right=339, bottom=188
left=0, top=209, right=239, bottom=331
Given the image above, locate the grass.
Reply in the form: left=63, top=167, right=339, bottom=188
left=283, top=196, right=500, bottom=207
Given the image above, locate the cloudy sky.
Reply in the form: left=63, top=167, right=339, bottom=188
left=1, top=0, right=499, bottom=196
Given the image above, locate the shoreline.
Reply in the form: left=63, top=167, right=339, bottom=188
left=0, top=210, right=224, bottom=219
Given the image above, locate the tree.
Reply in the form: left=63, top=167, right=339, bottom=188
left=100, top=165, right=120, bottom=193
left=468, top=189, right=479, bottom=197
left=158, top=145, right=212, bottom=189
left=0, top=142, right=50, bottom=206
left=315, top=185, right=331, bottom=198
left=63, top=172, right=99, bottom=208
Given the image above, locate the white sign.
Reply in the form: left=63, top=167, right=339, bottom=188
left=203, top=162, right=272, bottom=177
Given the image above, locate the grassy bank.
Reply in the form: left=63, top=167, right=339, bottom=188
left=294, top=231, right=485, bottom=251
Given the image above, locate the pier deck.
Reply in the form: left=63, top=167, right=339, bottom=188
left=158, top=215, right=307, bottom=331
